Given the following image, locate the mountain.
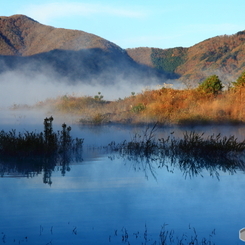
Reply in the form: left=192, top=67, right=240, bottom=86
left=0, top=14, right=167, bottom=85
left=0, top=14, right=123, bottom=56
left=1, top=14, right=245, bottom=88
left=127, top=31, right=245, bottom=85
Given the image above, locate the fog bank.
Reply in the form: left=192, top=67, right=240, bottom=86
left=0, top=69, right=165, bottom=108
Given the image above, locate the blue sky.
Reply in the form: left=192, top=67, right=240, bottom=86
left=2, top=0, right=245, bottom=49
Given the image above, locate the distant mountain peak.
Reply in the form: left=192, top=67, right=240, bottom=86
left=1, top=14, right=245, bottom=86
left=0, top=14, right=38, bottom=22
left=0, top=14, right=123, bottom=56
left=0, top=14, right=167, bottom=86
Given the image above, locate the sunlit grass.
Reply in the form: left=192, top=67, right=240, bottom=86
left=12, top=86, right=245, bottom=125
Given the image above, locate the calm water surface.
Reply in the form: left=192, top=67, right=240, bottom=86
left=1, top=112, right=245, bottom=244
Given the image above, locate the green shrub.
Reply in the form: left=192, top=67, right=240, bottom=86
left=198, top=75, right=223, bottom=94
left=232, top=70, right=245, bottom=88
left=131, top=103, right=146, bottom=113
left=94, top=92, right=104, bottom=101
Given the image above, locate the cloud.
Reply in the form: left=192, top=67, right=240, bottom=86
left=21, top=2, right=147, bottom=24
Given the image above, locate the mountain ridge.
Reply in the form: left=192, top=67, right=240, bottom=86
left=126, top=31, right=245, bottom=84
left=0, top=14, right=169, bottom=85
left=1, top=14, right=245, bottom=86
left=0, top=14, right=123, bottom=56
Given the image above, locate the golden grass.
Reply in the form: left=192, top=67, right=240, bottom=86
left=27, top=87, right=245, bottom=125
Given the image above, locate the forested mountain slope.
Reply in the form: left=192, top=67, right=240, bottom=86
left=127, top=31, right=245, bottom=85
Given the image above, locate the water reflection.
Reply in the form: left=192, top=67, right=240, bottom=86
left=107, top=128, right=245, bottom=180
left=108, top=224, right=217, bottom=245
left=0, top=151, right=82, bottom=185
left=0, top=222, right=217, bottom=245
left=1, top=115, right=245, bottom=244
left=1, top=137, right=244, bottom=184
left=0, top=116, right=84, bottom=185
left=108, top=149, right=241, bottom=181
left=1, top=119, right=245, bottom=185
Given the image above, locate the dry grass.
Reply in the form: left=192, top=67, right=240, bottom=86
left=26, top=87, right=245, bottom=125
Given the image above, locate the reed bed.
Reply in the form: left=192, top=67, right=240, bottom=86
left=0, top=117, right=84, bottom=185
left=107, top=124, right=245, bottom=179
left=0, top=116, right=83, bottom=157
left=108, top=124, right=245, bottom=157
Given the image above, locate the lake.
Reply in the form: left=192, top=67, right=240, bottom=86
left=1, top=111, right=245, bottom=244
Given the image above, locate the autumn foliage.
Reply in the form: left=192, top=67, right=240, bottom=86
left=29, top=73, right=245, bottom=125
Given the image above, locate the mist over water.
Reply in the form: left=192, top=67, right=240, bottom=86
left=0, top=66, right=164, bottom=130
left=0, top=44, right=177, bottom=109
left=0, top=69, right=165, bottom=108
left=0, top=73, right=245, bottom=244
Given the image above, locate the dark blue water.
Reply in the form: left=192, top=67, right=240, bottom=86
left=1, top=156, right=245, bottom=244
left=1, top=112, right=245, bottom=244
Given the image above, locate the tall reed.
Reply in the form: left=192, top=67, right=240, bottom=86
left=0, top=116, right=84, bottom=157
left=107, top=125, right=245, bottom=179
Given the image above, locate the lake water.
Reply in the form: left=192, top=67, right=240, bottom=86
left=1, top=111, right=245, bottom=244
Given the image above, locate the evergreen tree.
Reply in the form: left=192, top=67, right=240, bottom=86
left=232, top=70, right=245, bottom=88
left=198, top=75, right=223, bottom=94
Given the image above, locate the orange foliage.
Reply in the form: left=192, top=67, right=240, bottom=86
left=32, top=87, right=245, bottom=125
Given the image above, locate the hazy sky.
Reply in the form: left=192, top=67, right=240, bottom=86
left=2, top=0, right=245, bottom=49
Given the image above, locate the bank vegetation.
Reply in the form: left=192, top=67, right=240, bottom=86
left=13, top=71, right=245, bottom=125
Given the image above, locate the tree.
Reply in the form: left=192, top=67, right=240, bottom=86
left=198, top=75, right=223, bottom=94
left=232, top=70, right=245, bottom=88
left=94, top=92, right=104, bottom=101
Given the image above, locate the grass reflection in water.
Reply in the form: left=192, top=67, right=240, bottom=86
left=0, top=222, right=217, bottom=244
left=1, top=119, right=245, bottom=183
left=107, top=123, right=245, bottom=180
left=0, top=120, right=239, bottom=244
left=109, top=223, right=216, bottom=245
left=0, top=116, right=83, bottom=185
